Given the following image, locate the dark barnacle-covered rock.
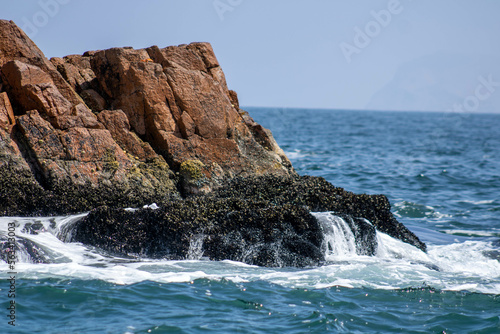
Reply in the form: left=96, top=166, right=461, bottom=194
left=71, top=174, right=425, bottom=267
left=212, top=175, right=426, bottom=252
left=72, top=199, right=325, bottom=267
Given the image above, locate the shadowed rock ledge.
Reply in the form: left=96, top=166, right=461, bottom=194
left=0, top=20, right=426, bottom=266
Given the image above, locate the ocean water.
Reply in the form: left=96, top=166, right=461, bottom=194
left=1, top=108, right=500, bottom=333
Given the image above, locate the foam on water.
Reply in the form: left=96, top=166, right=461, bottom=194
left=441, top=229, right=500, bottom=237
left=1, top=213, right=499, bottom=294
left=459, top=199, right=496, bottom=205
left=284, top=150, right=312, bottom=160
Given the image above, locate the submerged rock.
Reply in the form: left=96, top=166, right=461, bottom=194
left=0, top=234, right=50, bottom=264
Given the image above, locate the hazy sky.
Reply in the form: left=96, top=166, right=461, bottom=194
left=2, top=0, right=500, bottom=111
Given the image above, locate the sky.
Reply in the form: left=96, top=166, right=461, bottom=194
left=2, top=0, right=500, bottom=112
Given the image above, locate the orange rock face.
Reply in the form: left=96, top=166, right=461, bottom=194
left=0, top=91, right=26, bottom=170
left=0, top=20, right=175, bottom=196
left=0, top=19, right=293, bottom=199
left=0, top=92, right=15, bottom=129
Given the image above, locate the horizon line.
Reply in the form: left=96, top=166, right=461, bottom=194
left=241, top=106, right=500, bottom=115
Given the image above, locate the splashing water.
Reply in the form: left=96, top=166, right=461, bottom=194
left=1, top=212, right=499, bottom=294
left=315, top=212, right=357, bottom=259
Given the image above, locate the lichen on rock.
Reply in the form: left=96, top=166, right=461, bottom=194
left=179, top=159, right=211, bottom=195
left=180, top=159, right=205, bottom=180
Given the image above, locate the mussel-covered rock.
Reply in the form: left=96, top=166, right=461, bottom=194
left=72, top=175, right=425, bottom=267
left=72, top=199, right=325, bottom=267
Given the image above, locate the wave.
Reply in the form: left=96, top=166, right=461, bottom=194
left=1, top=213, right=499, bottom=294
left=459, top=199, right=496, bottom=205
left=393, top=201, right=451, bottom=219
left=284, top=149, right=315, bottom=160
left=441, top=229, right=500, bottom=238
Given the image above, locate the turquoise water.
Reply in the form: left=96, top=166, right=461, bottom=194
left=2, top=109, right=500, bottom=333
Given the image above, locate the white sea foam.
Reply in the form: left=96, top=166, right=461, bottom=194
left=441, top=229, right=500, bottom=237
left=284, top=150, right=312, bottom=160
left=459, top=199, right=496, bottom=205
left=187, top=234, right=206, bottom=260
left=1, top=213, right=499, bottom=294
left=143, top=203, right=160, bottom=210
left=315, top=212, right=357, bottom=260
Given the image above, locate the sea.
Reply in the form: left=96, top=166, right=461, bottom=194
left=1, top=108, right=499, bottom=333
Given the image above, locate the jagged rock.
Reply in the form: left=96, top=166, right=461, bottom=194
left=0, top=92, right=15, bottom=129
left=228, top=90, right=240, bottom=109
left=57, top=42, right=294, bottom=193
left=16, top=109, right=125, bottom=185
left=2, top=60, right=73, bottom=120
left=1, top=60, right=102, bottom=131
left=97, top=109, right=157, bottom=162
left=46, top=42, right=293, bottom=194
left=50, top=54, right=96, bottom=92
left=0, top=91, right=31, bottom=173
left=0, top=20, right=183, bottom=213
left=0, top=20, right=81, bottom=106
left=80, top=89, right=107, bottom=112
left=8, top=107, right=178, bottom=212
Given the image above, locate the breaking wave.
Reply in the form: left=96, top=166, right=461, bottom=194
left=1, top=212, right=499, bottom=294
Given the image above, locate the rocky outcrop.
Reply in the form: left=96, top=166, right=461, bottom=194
left=0, top=19, right=292, bottom=215
left=0, top=20, right=426, bottom=266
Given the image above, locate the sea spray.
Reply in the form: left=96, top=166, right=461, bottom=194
left=187, top=234, right=206, bottom=260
